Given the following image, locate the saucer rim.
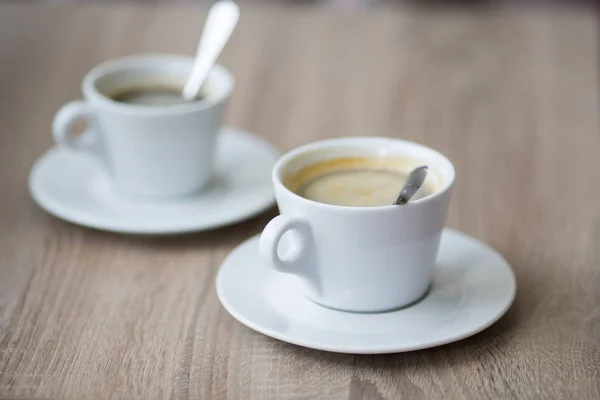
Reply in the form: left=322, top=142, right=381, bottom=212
left=29, top=127, right=279, bottom=235
left=216, top=228, right=517, bottom=354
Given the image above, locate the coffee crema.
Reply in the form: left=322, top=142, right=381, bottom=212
left=108, top=85, right=205, bottom=106
left=285, top=157, right=435, bottom=207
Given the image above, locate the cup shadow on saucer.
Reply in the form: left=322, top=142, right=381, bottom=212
left=309, top=284, right=434, bottom=315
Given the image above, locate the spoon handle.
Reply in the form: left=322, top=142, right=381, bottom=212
left=393, top=166, right=428, bottom=205
left=182, top=1, right=240, bottom=101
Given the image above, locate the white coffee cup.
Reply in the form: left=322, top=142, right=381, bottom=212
left=259, top=137, right=455, bottom=312
left=52, top=54, right=234, bottom=199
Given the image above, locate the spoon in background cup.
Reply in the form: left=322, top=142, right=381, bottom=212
left=182, top=0, right=240, bottom=101
left=393, top=166, right=428, bottom=205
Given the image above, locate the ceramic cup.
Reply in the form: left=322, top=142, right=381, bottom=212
left=259, top=137, right=455, bottom=312
left=52, top=54, right=234, bottom=199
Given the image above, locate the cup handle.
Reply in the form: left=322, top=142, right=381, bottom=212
left=259, top=215, right=313, bottom=274
left=52, top=101, right=105, bottom=160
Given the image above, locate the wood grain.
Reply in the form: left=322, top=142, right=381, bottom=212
left=0, top=3, right=599, bottom=399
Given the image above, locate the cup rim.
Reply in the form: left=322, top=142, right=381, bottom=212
left=272, top=137, right=455, bottom=211
left=81, top=54, right=234, bottom=116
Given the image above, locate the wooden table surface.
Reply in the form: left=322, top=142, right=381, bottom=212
left=1, top=3, right=599, bottom=399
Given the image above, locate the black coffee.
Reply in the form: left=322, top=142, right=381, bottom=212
left=109, top=85, right=205, bottom=106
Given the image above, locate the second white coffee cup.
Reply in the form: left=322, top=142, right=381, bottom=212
left=259, top=137, right=455, bottom=312
left=52, top=54, right=234, bottom=199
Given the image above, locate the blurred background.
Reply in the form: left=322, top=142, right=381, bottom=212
left=24, top=0, right=599, bottom=7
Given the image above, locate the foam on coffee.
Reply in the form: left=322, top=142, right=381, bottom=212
left=285, top=157, right=435, bottom=207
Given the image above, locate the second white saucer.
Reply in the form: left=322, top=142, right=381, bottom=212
left=29, top=127, right=279, bottom=234
left=217, top=228, right=516, bottom=354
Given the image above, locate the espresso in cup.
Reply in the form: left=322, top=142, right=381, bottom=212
left=285, top=157, right=435, bottom=207
left=108, top=84, right=206, bottom=107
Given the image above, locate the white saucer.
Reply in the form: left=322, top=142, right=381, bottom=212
left=29, top=127, right=279, bottom=234
left=217, top=228, right=516, bottom=354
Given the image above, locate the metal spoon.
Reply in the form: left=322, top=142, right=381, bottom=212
left=182, top=0, right=240, bottom=101
left=393, top=166, right=428, bottom=205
